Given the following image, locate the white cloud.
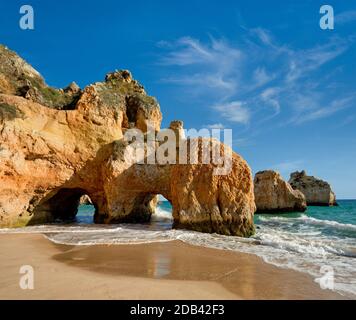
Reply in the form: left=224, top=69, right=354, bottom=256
left=205, top=123, right=226, bottom=129
left=293, top=96, right=354, bottom=124
left=161, top=73, right=236, bottom=92
left=159, top=37, right=214, bottom=66
left=157, top=29, right=353, bottom=127
left=212, top=101, right=250, bottom=124
left=250, top=28, right=273, bottom=46
left=253, top=67, right=275, bottom=87
left=285, top=40, right=348, bottom=83
left=158, top=36, right=242, bottom=96
left=159, top=36, right=242, bottom=71
left=260, top=87, right=281, bottom=114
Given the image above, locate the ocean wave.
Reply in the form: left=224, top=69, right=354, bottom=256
left=299, top=216, right=356, bottom=231
left=259, top=214, right=356, bottom=232
left=43, top=233, right=176, bottom=246
left=255, top=227, right=356, bottom=258
left=0, top=225, right=123, bottom=234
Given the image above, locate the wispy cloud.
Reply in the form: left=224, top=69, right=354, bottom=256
left=293, top=96, right=355, bottom=124
left=212, top=101, right=250, bottom=124
left=253, top=67, right=275, bottom=88
left=249, top=27, right=274, bottom=46
left=158, top=36, right=242, bottom=94
left=159, top=36, right=242, bottom=68
left=285, top=40, right=348, bottom=83
left=157, top=28, right=354, bottom=128
left=336, top=10, right=356, bottom=25
left=260, top=87, right=281, bottom=114
left=161, top=73, right=236, bottom=92
left=204, top=123, right=226, bottom=129
left=159, top=37, right=214, bottom=66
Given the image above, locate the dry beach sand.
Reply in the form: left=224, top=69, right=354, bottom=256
left=0, top=233, right=343, bottom=300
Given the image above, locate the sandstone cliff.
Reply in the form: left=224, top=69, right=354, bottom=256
left=0, top=45, right=81, bottom=110
left=289, top=171, right=337, bottom=206
left=0, top=45, right=256, bottom=236
left=254, top=170, right=306, bottom=213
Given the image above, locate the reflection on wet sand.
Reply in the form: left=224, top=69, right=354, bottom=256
left=52, top=240, right=343, bottom=299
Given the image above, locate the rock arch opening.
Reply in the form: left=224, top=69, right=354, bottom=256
left=31, top=188, right=97, bottom=224
left=77, top=195, right=96, bottom=224
left=151, top=195, right=173, bottom=228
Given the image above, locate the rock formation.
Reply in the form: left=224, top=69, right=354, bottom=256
left=0, top=44, right=256, bottom=236
left=79, top=195, right=93, bottom=205
left=289, top=171, right=337, bottom=206
left=254, top=171, right=307, bottom=213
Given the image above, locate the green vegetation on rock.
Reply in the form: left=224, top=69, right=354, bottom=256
left=0, top=45, right=159, bottom=116
left=0, top=102, right=24, bottom=121
left=0, top=44, right=81, bottom=110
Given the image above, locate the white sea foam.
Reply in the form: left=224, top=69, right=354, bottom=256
left=259, top=214, right=356, bottom=231
left=151, top=206, right=174, bottom=222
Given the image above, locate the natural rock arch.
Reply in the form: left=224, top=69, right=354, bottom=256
left=31, top=188, right=97, bottom=223
left=0, top=45, right=256, bottom=236
left=98, top=145, right=255, bottom=236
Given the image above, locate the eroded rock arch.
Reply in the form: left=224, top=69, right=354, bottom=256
left=0, top=46, right=256, bottom=236
left=31, top=188, right=96, bottom=223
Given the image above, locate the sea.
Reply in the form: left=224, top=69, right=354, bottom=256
left=1, top=200, right=355, bottom=298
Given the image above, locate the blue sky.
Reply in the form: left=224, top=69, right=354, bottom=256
left=1, top=0, right=356, bottom=198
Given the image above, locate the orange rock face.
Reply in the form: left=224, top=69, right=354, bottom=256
left=101, top=138, right=256, bottom=236
left=170, top=149, right=255, bottom=236
left=254, top=170, right=307, bottom=213
left=0, top=45, right=255, bottom=236
left=289, top=171, right=337, bottom=206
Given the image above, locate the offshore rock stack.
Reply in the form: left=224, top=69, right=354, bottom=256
left=289, top=171, right=338, bottom=206
left=254, top=170, right=307, bottom=213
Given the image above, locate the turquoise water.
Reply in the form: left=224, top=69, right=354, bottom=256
left=77, top=200, right=356, bottom=249
left=255, top=200, right=356, bottom=253
left=76, top=204, right=96, bottom=224
left=257, top=200, right=356, bottom=224
left=1, top=200, right=355, bottom=297
left=306, top=200, right=356, bottom=225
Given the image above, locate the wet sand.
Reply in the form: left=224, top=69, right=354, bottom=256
left=0, top=233, right=344, bottom=299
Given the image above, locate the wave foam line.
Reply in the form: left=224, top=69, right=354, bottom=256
left=259, top=215, right=356, bottom=231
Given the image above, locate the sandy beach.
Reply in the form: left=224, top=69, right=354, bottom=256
left=0, top=233, right=343, bottom=300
